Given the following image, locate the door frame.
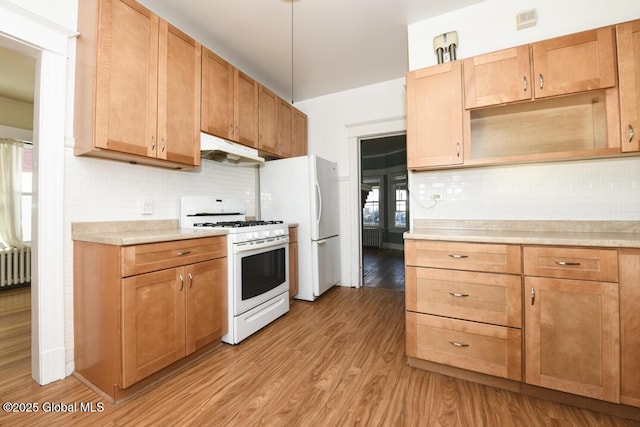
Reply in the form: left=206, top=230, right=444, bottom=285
left=0, top=4, right=77, bottom=384
left=347, top=117, right=406, bottom=288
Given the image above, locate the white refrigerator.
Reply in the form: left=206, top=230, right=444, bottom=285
left=260, top=155, right=340, bottom=301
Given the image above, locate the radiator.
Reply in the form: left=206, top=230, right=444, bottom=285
left=1, top=247, right=31, bottom=288
left=363, top=228, right=382, bottom=249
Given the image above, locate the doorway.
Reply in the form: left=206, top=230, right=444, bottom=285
left=0, top=44, right=35, bottom=384
left=360, top=134, right=407, bottom=291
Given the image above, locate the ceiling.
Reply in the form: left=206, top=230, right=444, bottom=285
left=0, top=0, right=485, bottom=105
left=139, top=0, right=486, bottom=102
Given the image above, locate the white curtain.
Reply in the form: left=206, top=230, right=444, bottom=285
left=0, top=138, right=24, bottom=249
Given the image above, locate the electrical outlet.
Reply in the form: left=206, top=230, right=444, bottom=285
left=141, top=199, right=153, bottom=215
left=430, top=193, right=442, bottom=201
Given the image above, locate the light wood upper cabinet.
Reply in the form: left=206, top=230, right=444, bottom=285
left=75, top=0, right=200, bottom=168
left=201, top=48, right=234, bottom=141
left=292, top=108, right=308, bottom=157
left=464, top=45, right=533, bottom=109
left=159, top=22, right=201, bottom=166
left=201, top=48, right=259, bottom=148
left=258, top=84, right=279, bottom=154
left=278, top=98, right=293, bottom=157
left=406, top=61, right=464, bottom=169
left=532, top=27, right=616, bottom=99
left=617, top=19, right=640, bottom=153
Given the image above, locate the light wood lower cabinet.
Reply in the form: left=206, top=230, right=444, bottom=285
left=524, top=276, right=620, bottom=402
left=405, top=240, right=523, bottom=381
left=74, top=236, right=227, bottom=402
left=406, top=238, right=640, bottom=410
left=288, top=226, right=298, bottom=300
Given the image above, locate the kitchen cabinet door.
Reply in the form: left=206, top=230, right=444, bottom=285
left=158, top=22, right=201, bottom=166
left=277, top=98, right=293, bottom=157
left=464, top=45, right=532, bottom=109
left=94, top=0, right=159, bottom=157
left=524, top=276, right=620, bottom=402
left=258, top=84, right=279, bottom=155
left=292, top=108, right=308, bottom=157
left=234, top=69, right=259, bottom=148
left=532, top=27, right=616, bottom=99
left=201, top=48, right=235, bottom=140
left=619, top=249, right=640, bottom=408
left=406, top=61, right=464, bottom=169
left=617, top=19, right=640, bottom=153
left=185, top=259, right=227, bottom=354
left=122, top=267, right=186, bottom=388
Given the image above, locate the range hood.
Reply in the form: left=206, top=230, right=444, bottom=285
left=200, top=132, right=264, bottom=165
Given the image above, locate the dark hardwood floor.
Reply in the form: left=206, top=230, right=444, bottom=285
left=0, top=285, right=638, bottom=426
left=363, top=247, right=405, bottom=291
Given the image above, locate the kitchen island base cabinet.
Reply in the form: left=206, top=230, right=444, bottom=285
left=74, top=236, right=227, bottom=403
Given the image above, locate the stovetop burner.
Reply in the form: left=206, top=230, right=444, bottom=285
left=194, top=220, right=284, bottom=228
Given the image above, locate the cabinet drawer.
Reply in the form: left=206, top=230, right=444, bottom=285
left=406, top=267, right=522, bottom=328
left=406, top=312, right=522, bottom=381
left=523, top=246, right=618, bottom=282
left=405, top=240, right=521, bottom=274
left=122, top=236, right=226, bottom=277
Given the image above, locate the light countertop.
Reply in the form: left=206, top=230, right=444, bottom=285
left=72, top=220, right=227, bottom=246
left=405, top=220, right=640, bottom=248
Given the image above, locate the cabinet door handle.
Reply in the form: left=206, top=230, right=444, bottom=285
left=151, top=136, right=156, bottom=151
left=530, top=287, right=535, bottom=305
left=555, top=261, right=581, bottom=266
left=523, top=75, right=527, bottom=92
left=179, top=274, right=184, bottom=291
left=630, top=124, right=635, bottom=143
left=448, top=254, right=468, bottom=259
left=161, top=138, right=166, bottom=152
left=539, top=73, right=544, bottom=89
left=177, top=250, right=192, bottom=256
left=449, top=341, right=469, bottom=348
left=188, top=273, right=193, bottom=288
left=449, top=292, right=469, bottom=298
left=456, top=142, right=460, bottom=157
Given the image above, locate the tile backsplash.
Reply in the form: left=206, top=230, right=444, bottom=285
left=409, top=157, right=640, bottom=223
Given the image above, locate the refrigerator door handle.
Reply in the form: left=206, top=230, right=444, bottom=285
left=316, top=239, right=328, bottom=245
left=315, top=181, right=322, bottom=226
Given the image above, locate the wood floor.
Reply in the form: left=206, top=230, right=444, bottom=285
left=363, top=248, right=405, bottom=291
left=0, top=286, right=638, bottom=426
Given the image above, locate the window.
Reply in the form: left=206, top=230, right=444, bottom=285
left=362, top=177, right=381, bottom=227
left=391, top=174, right=407, bottom=229
left=21, top=144, right=32, bottom=243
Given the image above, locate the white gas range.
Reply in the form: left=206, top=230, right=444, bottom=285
left=180, top=196, right=289, bottom=344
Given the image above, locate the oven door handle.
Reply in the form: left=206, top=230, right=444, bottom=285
left=233, top=237, right=289, bottom=253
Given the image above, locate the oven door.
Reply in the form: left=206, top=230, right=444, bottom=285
left=232, top=237, right=289, bottom=316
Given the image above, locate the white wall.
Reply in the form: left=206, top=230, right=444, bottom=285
left=5, top=0, right=78, bottom=31
left=407, top=0, right=640, bottom=222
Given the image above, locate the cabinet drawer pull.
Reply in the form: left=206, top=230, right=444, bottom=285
left=531, top=287, right=535, bottom=305
left=555, top=261, right=581, bottom=266
left=630, top=124, right=635, bottom=143
left=179, top=274, right=184, bottom=291
left=449, top=292, right=469, bottom=298
left=448, top=254, right=468, bottom=259
left=188, top=273, right=193, bottom=288
left=449, top=341, right=469, bottom=348
left=177, top=250, right=192, bottom=256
